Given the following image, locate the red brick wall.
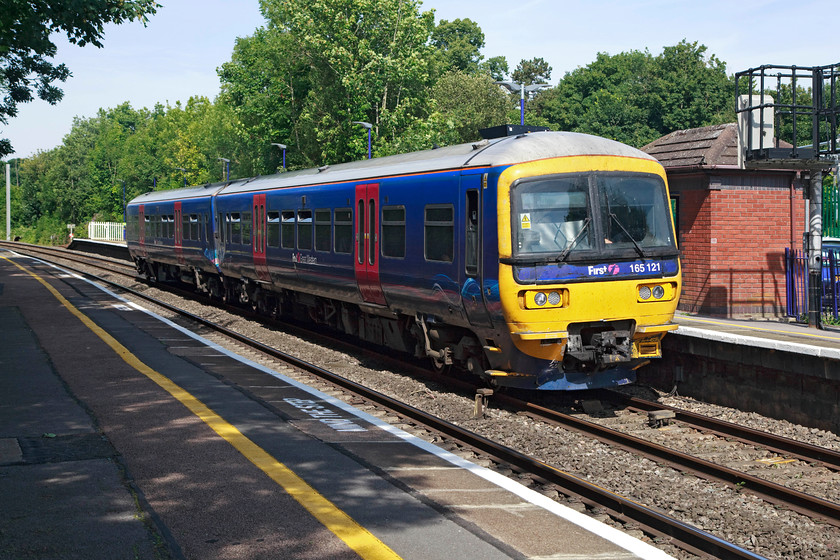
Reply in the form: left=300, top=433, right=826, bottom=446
left=672, top=172, right=803, bottom=317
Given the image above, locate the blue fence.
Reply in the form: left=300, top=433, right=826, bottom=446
left=785, top=247, right=840, bottom=320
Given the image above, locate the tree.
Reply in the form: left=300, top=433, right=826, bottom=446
left=512, top=57, right=552, bottom=85
left=532, top=41, right=734, bottom=147
left=430, top=18, right=484, bottom=75
left=218, top=25, right=312, bottom=172
left=257, top=0, right=436, bottom=164
left=653, top=40, right=733, bottom=134
left=0, top=0, right=160, bottom=157
left=432, top=71, right=511, bottom=143
left=481, top=56, right=509, bottom=81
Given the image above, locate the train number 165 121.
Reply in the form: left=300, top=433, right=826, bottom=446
left=630, top=262, right=661, bottom=273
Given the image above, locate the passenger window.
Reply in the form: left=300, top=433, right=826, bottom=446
left=190, top=215, right=200, bottom=241
left=298, top=209, right=312, bottom=250
left=281, top=211, right=295, bottom=249
left=242, top=212, right=252, bottom=245
left=315, top=209, right=331, bottom=252
left=425, top=205, right=454, bottom=262
left=230, top=213, right=241, bottom=245
left=334, top=208, right=352, bottom=254
left=382, top=206, right=405, bottom=258
left=267, top=211, right=280, bottom=247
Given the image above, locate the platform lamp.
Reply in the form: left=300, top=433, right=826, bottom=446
left=271, top=143, right=287, bottom=169
left=218, top=158, right=231, bottom=181
left=174, top=167, right=187, bottom=187
left=352, top=121, right=372, bottom=159
left=494, top=81, right=551, bottom=125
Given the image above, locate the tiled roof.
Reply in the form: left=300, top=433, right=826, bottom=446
left=642, top=123, right=739, bottom=168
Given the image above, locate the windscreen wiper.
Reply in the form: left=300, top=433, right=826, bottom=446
left=609, top=212, right=647, bottom=258
left=556, top=217, right=591, bottom=263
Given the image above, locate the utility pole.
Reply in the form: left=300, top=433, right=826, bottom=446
left=5, top=163, right=10, bottom=241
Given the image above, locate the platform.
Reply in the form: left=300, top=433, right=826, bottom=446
left=673, top=312, right=840, bottom=359
left=0, top=247, right=669, bottom=559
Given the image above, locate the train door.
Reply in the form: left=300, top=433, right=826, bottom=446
left=174, top=202, right=184, bottom=264
left=354, top=183, right=387, bottom=305
left=138, top=205, right=146, bottom=257
left=252, top=194, right=270, bottom=282
left=463, top=188, right=493, bottom=327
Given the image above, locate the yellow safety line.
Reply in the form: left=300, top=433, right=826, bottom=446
left=3, top=256, right=400, bottom=560
left=678, top=315, right=840, bottom=343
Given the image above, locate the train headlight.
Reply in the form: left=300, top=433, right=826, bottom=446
left=637, top=283, right=675, bottom=303
left=523, top=289, right=567, bottom=309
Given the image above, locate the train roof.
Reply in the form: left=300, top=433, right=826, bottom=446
left=128, top=182, right=226, bottom=205
left=128, top=131, right=657, bottom=204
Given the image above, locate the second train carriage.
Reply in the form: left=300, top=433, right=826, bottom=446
left=127, top=131, right=681, bottom=390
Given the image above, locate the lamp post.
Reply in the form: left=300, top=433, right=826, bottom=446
left=352, top=121, right=372, bottom=159
left=271, top=143, right=287, bottom=169
left=495, top=81, right=552, bottom=125
left=218, top=158, right=230, bottom=181
left=174, top=167, right=187, bottom=187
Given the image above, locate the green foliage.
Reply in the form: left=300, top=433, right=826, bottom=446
left=5, top=98, right=248, bottom=231
left=432, top=71, right=512, bottom=143
left=430, top=18, right=485, bottom=76
left=481, top=56, right=509, bottom=81
left=255, top=0, right=436, bottom=164
left=12, top=214, right=69, bottom=245
left=0, top=0, right=160, bottom=157
left=218, top=26, right=308, bottom=172
left=532, top=40, right=734, bottom=147
left=512, top=57, right=552, bottom=85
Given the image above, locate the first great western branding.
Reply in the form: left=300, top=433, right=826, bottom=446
left=516, top=258, right=679, bottom=283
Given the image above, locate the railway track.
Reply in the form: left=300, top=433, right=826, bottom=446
left=599, top=389, right=840, bottom=472
left=495, top=392, right=840, bottom=528
left=7, top=241, right=840, bottom=558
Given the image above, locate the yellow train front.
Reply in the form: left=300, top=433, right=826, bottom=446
left=482, top=132, right=681, bottom=390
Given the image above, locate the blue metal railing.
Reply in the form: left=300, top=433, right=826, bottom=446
left=785, top=247, right=840, bottom=320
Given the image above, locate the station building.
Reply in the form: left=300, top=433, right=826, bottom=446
left=642, top=122, right=807, bottom=318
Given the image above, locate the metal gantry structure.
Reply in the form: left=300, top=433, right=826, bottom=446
left=735, top=63, right=839, bottom=161
left=736, top=63, right=840, bottom=327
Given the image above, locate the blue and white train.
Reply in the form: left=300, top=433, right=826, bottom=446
left=126, top=131, right=681, bottom=390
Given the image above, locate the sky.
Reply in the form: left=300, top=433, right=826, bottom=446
left=3, top=0, right=836, bottom=159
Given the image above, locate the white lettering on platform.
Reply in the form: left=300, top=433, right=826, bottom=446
left=283, top=398, right=367, bottom=432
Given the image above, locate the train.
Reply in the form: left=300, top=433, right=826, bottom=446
left=126, top=130, right=681, bottom=390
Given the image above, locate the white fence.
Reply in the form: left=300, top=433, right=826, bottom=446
left=87, top=221, right=125, bottom=242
